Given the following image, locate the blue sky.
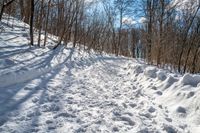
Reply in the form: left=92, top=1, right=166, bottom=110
left=85, top=0, right=146, bottom=28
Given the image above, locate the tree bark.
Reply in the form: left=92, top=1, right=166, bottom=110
left=30, top=0, right=34, bottom=46
left=44, top=0, right=51, bottom=46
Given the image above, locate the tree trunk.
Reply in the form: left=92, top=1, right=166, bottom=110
left=0, top=0, right=5, bottom=22
left=19, top=0, right=24, bottom=20
left=178, top=5, right=200, bottom=73
left=30, top=0, right=34, bottom=46
left=191, top=47, right=200, bottom=73
left=44, top=0, right=51, bottom=46
left=0, top=0, right=15, bottom=22
left=37, top=0, right=44, bottom=47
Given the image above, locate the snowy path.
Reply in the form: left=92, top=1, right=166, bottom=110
left=0, top=48, right=188, bottom=132
left=1, top=16, right=200, bottom=133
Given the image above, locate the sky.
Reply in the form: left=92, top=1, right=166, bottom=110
left=84, top=0, right=200, bottom=28
left=84, top=0, right=143, bottom=28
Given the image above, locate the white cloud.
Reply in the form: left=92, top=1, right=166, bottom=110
left=138, top=17, right=147, bottom=24
left=84, top=0, right=95, bottom=4
left=122, top=17, right=136, bottom=25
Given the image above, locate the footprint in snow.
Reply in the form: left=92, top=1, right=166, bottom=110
left=53, top=112, right=76, bottom=119
left=139, top=112, right=152, bottom=119
left=41, top=104, right=60, bottom=112
left=132, top=86, right=137, bottom=90
left=122, top=103, right=127, bottom=108
left=76, top=127, right=87, bottom=133
left=113, top=110, right=122, bottom=117
left=32, top=97, right=39, bottom=103
left=31, top=123, right=40, bottom=127
left=148, top=106, right=156, bottom=113
left=119, top=116, right=135, bottom=126
left=113, top=116, right=135, bottom=126
left=163, top=124, right=177, bottom=133
left=139, top=128, right=150, bottom=133
left=156, top=91, right=163, bottom=96
left=124, top=112, right=133, bottom=116
left=46, top=120, right=54, bottom=124
left=30, top=128, right=40, bottom=132
left=129, top=103, right=137, bottom=108
left=165, top=117, right=172, bottom=122
left=26, top=111, right=41, bottom=118
left=112, top=126, right=119, bottom=132
left=151, top=86, right=157, bottom=90
left=135, top=89, right=143, bottom=97
left=47, top=95, right=59, bottom=103
left=187, top=91, right=195, bottom=98
left=48, top=125, right=56, bottom=130
left=176, top=106, right=186, bottom=114
left=176, top=106, right=187, bottom=117
left=158, top=105, right=163, bottom=109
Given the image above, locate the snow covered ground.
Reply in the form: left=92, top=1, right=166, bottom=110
left=0, top=16, right=200, bottom=133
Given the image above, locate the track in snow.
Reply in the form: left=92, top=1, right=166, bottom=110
left=0, top=47, right=187, bottom=132
left=0, top=16, right=195, bottom=132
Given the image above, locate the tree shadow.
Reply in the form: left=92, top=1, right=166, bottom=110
left=0, top=45, right=31, bottom=59
left=0, top=44, right=28, bottom=50
left=23, top=47, right=75, bottom=132
left=0, top=47, right=76, bottom=129
left=0, top=44, right=131, bottom=131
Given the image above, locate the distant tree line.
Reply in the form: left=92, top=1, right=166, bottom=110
left=0, top=0, right=200, bottom=74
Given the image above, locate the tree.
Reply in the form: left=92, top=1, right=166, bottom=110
left=43, top=0, right=51, bottom=46
left=144, top=0, right=155, bottom=64
left=0, top=0, right=15, bottom=22
left=177, top=2, right=200, bottom=73
left=30, top=0, right=34, bottom=46
left=114, top=0, right=134, bottom=55
left=37, top=0, right=44, bottom=47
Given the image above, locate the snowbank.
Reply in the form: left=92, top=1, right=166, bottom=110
left=181, top=73, right=200, bottom=87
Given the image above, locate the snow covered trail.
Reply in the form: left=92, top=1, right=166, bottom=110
left=1, top=16, right=200, bottom=133
left=0, top=48, right=190, bottom=133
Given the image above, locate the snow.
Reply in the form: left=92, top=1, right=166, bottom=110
left=144, top=66, right=157, bottom=78
left=181, top=74, right=200, bottom=87
left=157, top=70, right=167, bottom=81
left=0, top=15, right=200, bottom=133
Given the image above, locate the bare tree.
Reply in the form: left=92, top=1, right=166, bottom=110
left=43, top=0, right=51, bottom=46
left=30, top=0, right=34, bottom=46
left=177, top=2, right=200, bottom=73
left=114, top=0, right=134, bottom=55
left=0, top=0, right=15, bottom=21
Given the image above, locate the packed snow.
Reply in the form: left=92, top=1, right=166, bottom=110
left=0, top=16, right=200, bottom=133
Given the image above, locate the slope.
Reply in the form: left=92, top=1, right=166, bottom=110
left=0, top=16, right=200, bottom=133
